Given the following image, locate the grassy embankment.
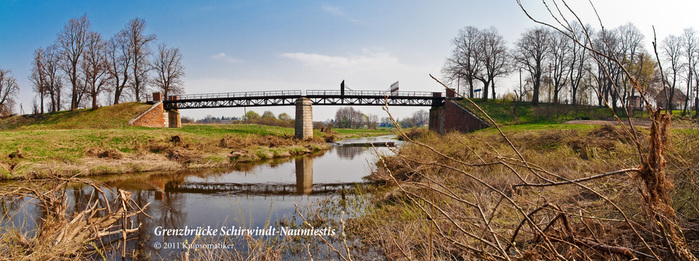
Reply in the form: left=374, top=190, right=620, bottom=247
left=347, top=99, right=699, bottom=260
left=0, top=103, right=391, bottom=180
left=461, top=98, right=698, bottom=125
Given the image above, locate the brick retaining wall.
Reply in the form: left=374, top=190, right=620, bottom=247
left=129, top=102, right=166, bottom=128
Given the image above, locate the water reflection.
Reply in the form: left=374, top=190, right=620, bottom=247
left=296, top=157, right=313, bottom=194
left=0, top=135, right=399, bottom=259
left=336, top=146, right=365, bottom=160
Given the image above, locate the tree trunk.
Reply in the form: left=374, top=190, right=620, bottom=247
left=683, top=83, right=690, bottom=116
left=468, top=78, right=474, bottom=99
left=480, top=80, right=489, bottom=101
left=40, top=86, right=44, bottom=114
left=92, top=93, right=98, bottom=110
left=491, top=81, right=496, bottom=100
left=114, top=88, right=122, bottom=105
left=532, top=71, right=541, bottom=105
left=71, top=69, right=78, bottom=111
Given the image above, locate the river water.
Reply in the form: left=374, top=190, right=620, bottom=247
left=0, top=135, right=398, bottom=259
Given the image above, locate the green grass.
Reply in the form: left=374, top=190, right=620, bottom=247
left=460, top=99, right=616, bottom=125
left=330, top=128, right=393, bottom=137
left=488, top=123, right=601, bottom=133
left=0, top=102, right=153, bottom=130
left=179, top=124, right=294, bottom=137
left=631, top=109, right=699, bottom=119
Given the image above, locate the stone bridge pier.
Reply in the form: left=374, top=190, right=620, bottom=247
left=295, top=97, right=313, bottom=140
left=428, top=88, right=489, bottom=134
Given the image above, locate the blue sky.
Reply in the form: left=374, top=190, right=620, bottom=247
left=1, top=0, right=698, bottom=120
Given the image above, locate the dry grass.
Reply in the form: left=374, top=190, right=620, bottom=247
left=352, top=124, right=699, bottom=260
left=0, top=177, right=148, bottom=260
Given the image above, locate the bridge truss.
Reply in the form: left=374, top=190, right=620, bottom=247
left=162, top=90, right=445, bottom=110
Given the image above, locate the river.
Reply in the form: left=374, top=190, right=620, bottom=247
left=0, top=135, right=399, bottom=259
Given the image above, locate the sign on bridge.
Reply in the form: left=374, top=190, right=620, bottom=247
left=390, top=81, right=399, bottom=95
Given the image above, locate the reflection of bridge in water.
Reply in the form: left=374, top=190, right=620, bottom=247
left=162, top=157, right=368, bottom=196
left=164, top=182, right=365, bottom=196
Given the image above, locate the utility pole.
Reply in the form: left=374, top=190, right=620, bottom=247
left=519, top=68, right=522, bottom=102
left=548, top=63, right=552, bottom=103
left=457, top=76, right=460, bottom=96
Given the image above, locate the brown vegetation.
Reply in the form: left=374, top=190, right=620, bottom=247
left=352, top=123, right=698, bottom=260
left=0, top=177, right=148, bottom=260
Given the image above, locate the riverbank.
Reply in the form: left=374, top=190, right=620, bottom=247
left=0, top=134, right=395, bottom=260
left=351, top=124, right=699, bottom=260
left=0, top=123, right=392, bottom=180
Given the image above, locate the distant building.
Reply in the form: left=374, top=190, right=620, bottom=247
left=655, top=89, right=687, bottom=110
left=628, top=96, right=642, bottom=111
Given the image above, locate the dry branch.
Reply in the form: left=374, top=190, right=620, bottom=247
left=0, top=177, right=149, bottom=259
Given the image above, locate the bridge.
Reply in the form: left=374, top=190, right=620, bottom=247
left=130, top=87, right=489, bottom=138
left=163, top=90, right=444, bottom=109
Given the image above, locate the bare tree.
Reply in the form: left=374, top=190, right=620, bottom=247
left=476, top=27, right=509, bottom=101
left=366, top=114, right=379, bottom=129
left=515, top=27, right=551, bottom=105
left=334, top=107, right=365, bottom=129
left=593, top=29, right=622, bottom=109
left=412, top=109, right=429, bottom=126
left=568, top=22, right=591, bottom=105
left=681, top=28, right=697, bottom=115
left=125, top=18, right=156, bottom=102
left=617, top=23, right=645, bottom=106
left=44, top=45, right=64, bottom=112
left=549, top=30, right=572, bottom=103
left=57, top=14, right=91, bottom=111
left=106, top=29, right=132, bottom=105
left=151, top=44, right=185, bottom=99
left=30, top=48, right=47, bottom=114
left=662, top=34, right=682, bottom=111
left=443, top=27, right=483, bottom=98
left=0, top=68, right=20, bottom=116
left=82, top=31, right=110, bottom=109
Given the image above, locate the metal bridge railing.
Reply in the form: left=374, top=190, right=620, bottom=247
left=163, top=90, right=442, bottom=102
left=172, top=90, right=303, bottom=100
left=305, top=90, right=437, bottom=97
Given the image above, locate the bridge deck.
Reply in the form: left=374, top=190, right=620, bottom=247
left=162, top=90, right=446, bottom=109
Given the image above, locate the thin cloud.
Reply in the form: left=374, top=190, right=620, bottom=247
left=322, top=4, right=344, bottom=16
left=281, top=50, right=398, bottom=68
left=321, top=4, right=364, bottom=24
left=211, top=52, right=243, bottom=63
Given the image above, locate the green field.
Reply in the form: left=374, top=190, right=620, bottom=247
left=0, top=103, right=392, bottom=179
left=460, top=99, right=616, bottom=125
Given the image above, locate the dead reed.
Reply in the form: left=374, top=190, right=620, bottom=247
left=0, top=176, right=149, bottom=260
